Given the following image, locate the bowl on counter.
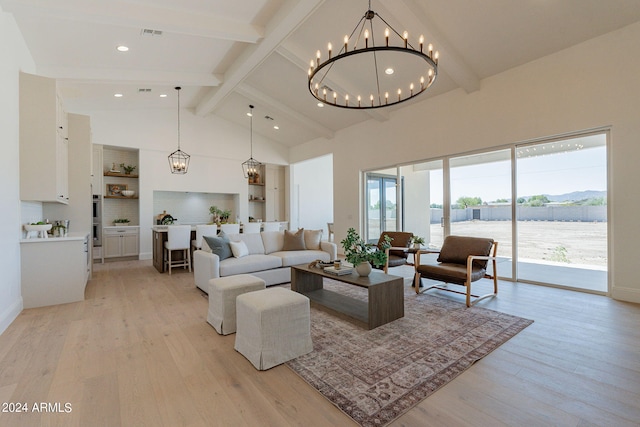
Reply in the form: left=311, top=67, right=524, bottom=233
left=121, top=190, right=135, bottom=197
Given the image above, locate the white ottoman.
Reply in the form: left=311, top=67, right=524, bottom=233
left=207, top=274, right=266, bottom=335
left=234, top=287, right=313, bottom=370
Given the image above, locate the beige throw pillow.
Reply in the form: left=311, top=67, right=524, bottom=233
left=304, top=229, right=323, bottom=250
left=283, top=228, right=306, bottom=251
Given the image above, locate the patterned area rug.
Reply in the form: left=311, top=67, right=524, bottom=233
left=285, top=279, right=533, bottom=427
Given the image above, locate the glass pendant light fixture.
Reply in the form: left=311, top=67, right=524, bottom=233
left=241, top=104, right=262, bottom=179
left=168, top=86, right=190, bottom=174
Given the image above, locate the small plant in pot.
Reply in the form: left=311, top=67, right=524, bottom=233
left=340, top=228, right=390, bottom=276
left=119, top=163, right=137, bottom=175
left=411, top=235, right=426, bottom=249
left=113, top=218, right=130, bottom=225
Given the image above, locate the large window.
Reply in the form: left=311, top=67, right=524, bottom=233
left=362, top=130, right=609, bottom=293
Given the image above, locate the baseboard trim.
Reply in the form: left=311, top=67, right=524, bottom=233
left=0, top=297, right=23, bottom=336
left=611, top=286, right=640, bottom=304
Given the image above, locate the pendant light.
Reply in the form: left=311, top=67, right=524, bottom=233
left=168, top=86, right=190, bottom=174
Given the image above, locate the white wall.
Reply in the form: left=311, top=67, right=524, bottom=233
left=0, top=7, right=35, bottom=333
left=290, top=154, right=333, bottom=238
left=291, top=22, right=640, bottom=303
left=86, top=108, right=290, bottom=260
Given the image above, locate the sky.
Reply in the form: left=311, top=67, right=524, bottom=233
left=429, top=145, right=607, bottom=204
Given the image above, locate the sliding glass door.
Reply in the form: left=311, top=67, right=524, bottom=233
left=516, top=134, right=607, bottom=292
left=449, top=150, right=513, bottom=279
left=361, top=130, right=608, bottom=293
left=366, top=172, right=401, bottom=242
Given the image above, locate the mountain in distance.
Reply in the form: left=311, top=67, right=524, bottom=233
left=543, top=190, right=606, bottom=202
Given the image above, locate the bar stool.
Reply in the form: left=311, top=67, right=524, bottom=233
left=242, top=222, right=261, bottom=234
left=262, top=222, right=281, bottom=232
left=220, top=223, right=240, bottom=234
left=164, top=225, right=192, bottom=275
left=192, top=224, right=218, bottom=250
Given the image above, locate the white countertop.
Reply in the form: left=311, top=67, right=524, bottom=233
left=20, top=232, right=89, bottom=243
left=103, top=225, right=140, bottom=229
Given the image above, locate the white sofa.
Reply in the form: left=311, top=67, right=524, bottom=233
left=194, top=230, right=337, bottom=292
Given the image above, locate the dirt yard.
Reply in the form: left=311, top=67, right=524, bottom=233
left=430, top=220, right=607, bottom=267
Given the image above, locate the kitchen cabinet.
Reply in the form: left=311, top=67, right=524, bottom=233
left=92, top=145, right=103, bottom=195
left=20, top=233, right=90, bottom=308
left=103, top=227, right=139, bottom=258
left=19, top=72, right=69, bottom=204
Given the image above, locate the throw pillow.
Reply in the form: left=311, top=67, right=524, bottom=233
left=229, top=240, right=249, bottom=258
left=283, top=228, right=306, bottom=251
left=203, top=232, right=232, bottom=261
left=304, top=229, right=323, bottom=250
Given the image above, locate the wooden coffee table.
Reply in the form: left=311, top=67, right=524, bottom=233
left=291, top=264, right=404, bottom=330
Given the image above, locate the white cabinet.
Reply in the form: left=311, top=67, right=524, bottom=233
left=265, top=165, right=285, bottom=221
left=91, top=145, right=103, bottom=195
left=103, top=227, right=139, bottom=258
left=20, top=234, right=90, bottom=308
left=19, top=72, right=69, bottom=204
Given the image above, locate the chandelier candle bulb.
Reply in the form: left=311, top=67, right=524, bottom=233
left=398, top=88, right=401, bottom=101
left=333, top=92, right=337, bottom=104
left=385, top=28, right=389, bottom=46
left=428, top=43, right=433, bottom=58
left=328, top=42, right=332, bottom=59
left=344, top=35, right=348, bottom=51
left=345, top=94, right=349, bottom=106
left=421, top=76, right=425, bottom=90
left=403, top=31, right=408, bottom=48
left=410, top=82, right=414, bottom=96
left=323, top=88, right=327, bottom=101
left=419, top=35, right=424, bottom=52
left=365, top=29, right=369, bottom=48
left=434, top=51, right=439, bottom=65
left=316, top=50, right=321, bottom=66
left=358, top=95, right=361, bottom=107
left=385, top=91, right=389, bottom=104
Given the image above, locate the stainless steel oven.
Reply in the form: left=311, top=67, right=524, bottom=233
left=92, top=195, right=102, bottom=246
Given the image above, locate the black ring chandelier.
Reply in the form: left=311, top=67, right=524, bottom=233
left=308, top=1, right=439, bottom=110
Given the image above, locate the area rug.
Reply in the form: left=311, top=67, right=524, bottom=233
left=285, top=279, right=533, bottom=427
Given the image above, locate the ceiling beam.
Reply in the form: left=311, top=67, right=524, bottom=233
left=236, top=83, right=334, bottom=140
left=195, top=0, right=326, bottom=117
left=37, top=66, right=222, bottom=87
left=0, top=0, right=263, bottom=43
left=387, top=0, right=481, bottom=93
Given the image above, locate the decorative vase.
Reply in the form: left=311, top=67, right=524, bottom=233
left=355, top=261, right=372, bottom=277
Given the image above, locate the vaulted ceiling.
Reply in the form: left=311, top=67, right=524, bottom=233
left=4, top=0, right=640, bottom=147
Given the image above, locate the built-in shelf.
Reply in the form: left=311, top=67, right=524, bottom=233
left=104, top=172, right=139, bottom=178
left=249, top=182, right=265, bottom=186
left=249, top=199, right=265, bottom=203
left=104, top=195, right=138, bottom=199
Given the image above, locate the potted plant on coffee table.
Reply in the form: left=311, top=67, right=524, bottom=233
left=411, top=235, right=426, bottom=249
left=341, top=227, right=390, bottom=276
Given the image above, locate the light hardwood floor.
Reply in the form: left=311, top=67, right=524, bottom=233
left=1, top=260, right=639, bottom=426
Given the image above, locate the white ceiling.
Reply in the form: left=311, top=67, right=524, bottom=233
left=4, top=0, right=640, bottom=147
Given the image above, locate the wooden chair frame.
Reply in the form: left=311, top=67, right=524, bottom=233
left=413, top=242, right=499, bottom=307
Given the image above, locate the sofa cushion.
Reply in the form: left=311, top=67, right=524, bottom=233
left=219, top=254, right=282, bottom=277
left=270, top=250, right=330, bottom=267
left=229, top=240, right=249, bottom=258
left=283, top=228, right=306, bottom=251
left=203, top=233, right=232, bottom=261
left=261, top=231, right=284, bottom=254
left=304, top=229, right=323, bottom=250
left=227, top=232, right=265, bottom=255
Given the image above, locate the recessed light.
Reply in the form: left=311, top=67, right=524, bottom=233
left=273, top=125, right=280, bottom=130
left=116, top=45, right=129, bottom=52
left=159, top=94, right=167, bottom=98
left=246, top=112, right=253, bottom=117
left=385, top=67, right=394, bottom=75
left=114, top=93, right=123, bottom=97
left=317, top=102, right=324, bottom=108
